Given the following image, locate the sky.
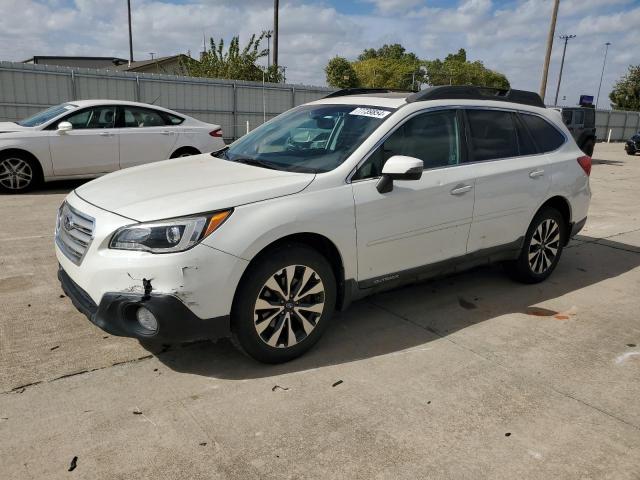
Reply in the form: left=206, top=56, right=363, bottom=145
left=0, top=0, right=638, bottom=108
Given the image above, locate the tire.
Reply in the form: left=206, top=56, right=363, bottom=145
left=626, top=148, right=636, bottom=156
left=170, top=148, right=200, bottom=159
left=505, top=207, right=567, bottom=284
left=582, top=138, right=595, bottom=157
left=231, top=244, right=336, bottom=363
left=0, top=152, right=41, bottom=193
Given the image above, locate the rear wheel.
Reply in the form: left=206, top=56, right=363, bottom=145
left=505, top=207, right=566, bottom=284
left=0, top=153, right=40, bottom=193
left=170, top=147, right=200, bottom=158
left=582, top=138, right=595, bottom=157
left=231, top=245, right=336, bottom=363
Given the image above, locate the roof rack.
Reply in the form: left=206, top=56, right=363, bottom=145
left=323, top=88, right=411, bottom=98
left=406, top=86, right=546, bottom=108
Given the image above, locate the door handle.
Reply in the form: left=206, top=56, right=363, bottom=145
left=161, top=131, right=174, bottom=135
left=529, top=169, right=545, bottom=178
left=450, top=184, right=472, bottom=195
left=99, top=132, right=115, bottom=137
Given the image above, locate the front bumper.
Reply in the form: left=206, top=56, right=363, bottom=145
left=58, top=267, right=230, bottom=342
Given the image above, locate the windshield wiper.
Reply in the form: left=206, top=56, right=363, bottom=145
left=211, top=146, right=229, bottom=158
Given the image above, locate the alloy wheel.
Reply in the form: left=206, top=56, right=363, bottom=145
left=528, top=218, right=561, bottom=274
left=0, top=158, right=33, bottom=190
left=253, top=264, right=325, bottom=348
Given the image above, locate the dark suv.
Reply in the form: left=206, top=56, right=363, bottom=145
left=562, top=107, right=596, bottom=156
left=625, top=133, right=640, bottom=156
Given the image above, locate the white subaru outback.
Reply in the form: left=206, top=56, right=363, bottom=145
left=55, top=86, right=591, bottom=363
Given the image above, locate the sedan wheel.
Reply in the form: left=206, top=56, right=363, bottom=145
left=254, top=265, right=325, bottom=348
left=0, top=157, right=33, bottom=191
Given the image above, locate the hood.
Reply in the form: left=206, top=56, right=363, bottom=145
left=75, top=154, right=315, bottom=222
left=0, top=122, right=29, bottom=133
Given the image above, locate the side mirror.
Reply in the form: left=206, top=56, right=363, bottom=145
left=376, top=155, right=423, bottom=193
left=57, top=121, right=73, bottom=133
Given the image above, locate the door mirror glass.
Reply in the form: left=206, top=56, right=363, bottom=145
left=57, top=121, right=73, bottom=133
left=377, top=155, right=423, bottom=193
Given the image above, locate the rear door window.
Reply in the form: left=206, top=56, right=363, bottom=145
left=465, top=109, right=519, bottom=162
left=573, top=110, right=584, bottom=125
left=122, top=106, right=167, bottom=128
left=519, top=113, right=565, bottom=153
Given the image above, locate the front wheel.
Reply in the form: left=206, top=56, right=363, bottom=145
left=231, top=245, right=336, bottom=363
left=0, top=153, right=40, bottom=193
left=505, top=207, right=567, bottom=284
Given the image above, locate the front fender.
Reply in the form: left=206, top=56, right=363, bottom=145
left=202, top=184, right=358, bottom=281
left=0, top=136, right=53, bottom=177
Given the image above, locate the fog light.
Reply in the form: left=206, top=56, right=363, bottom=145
left=136, top=306, right=158, bottom=333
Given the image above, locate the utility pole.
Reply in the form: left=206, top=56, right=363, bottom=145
left=127, top=0, right=134, bottom=66
left=540, top=0, right=560, bottom=101
left=596, top=42, right=611, bottom=108
left=273, top=0, right=279, bottom=68
left=553, top=34, right=576, bottom=106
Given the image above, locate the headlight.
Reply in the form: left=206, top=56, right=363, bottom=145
left=109, top=210, right=232, bottom=253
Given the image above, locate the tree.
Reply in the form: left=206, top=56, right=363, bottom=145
left=181, top=32, right=284, bottom=83
left=609, top=65, right=640, bottom=111
left=352, top=43, right=425, bottom=90
left=423, top=48, right=510, bottom=90
left=325, top=56, right=360, bottom=88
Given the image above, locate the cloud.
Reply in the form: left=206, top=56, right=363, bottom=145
left=0, top=0, right=637, bottom=107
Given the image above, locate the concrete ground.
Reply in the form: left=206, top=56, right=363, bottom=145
left=1, top=143, right=639, bottom=479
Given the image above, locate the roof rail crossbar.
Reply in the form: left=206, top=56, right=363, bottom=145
left=324, top=88, right=411, bottom=98
left=406, top=86, right=546, bottom=108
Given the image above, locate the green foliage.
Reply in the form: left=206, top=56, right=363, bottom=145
left=325, top=56, right=359, bottom=88
left=423, top=49, right=510, bottom=90
left=609, top=65, right=640, bottom=111
left=181, top=32, right=283, bottom=83
left=323, top=45, right=509, bottom=92
left=353, top=43, right=425, bottom=90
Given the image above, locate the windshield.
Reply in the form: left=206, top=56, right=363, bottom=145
left=17, top=103, right=78, bottom=127
left=218, top=104, right=394, bottom=173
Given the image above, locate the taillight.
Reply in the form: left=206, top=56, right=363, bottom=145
left=209, top=128, right=223, bottom=138
left=577, top=155, right=591, bottom=176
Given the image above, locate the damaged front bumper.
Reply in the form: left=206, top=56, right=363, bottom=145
left=58, top=266, right=230, bottom=342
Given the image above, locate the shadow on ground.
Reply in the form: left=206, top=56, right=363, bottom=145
left=592, top=159, right=626, bottom=166
left=30, top=179, right=89, bottom=195
left=146, top=235, right=640, bottom=380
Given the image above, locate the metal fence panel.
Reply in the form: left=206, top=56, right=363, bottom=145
left=6, top=61, right=640, bottom=143
left=0, top=61, right=331, bottom=141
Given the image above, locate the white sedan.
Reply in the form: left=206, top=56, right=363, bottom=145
left=0, top=100, right=225, bottom=193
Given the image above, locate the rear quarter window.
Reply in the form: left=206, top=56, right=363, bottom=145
left=519, top=113, right=565, bottom=153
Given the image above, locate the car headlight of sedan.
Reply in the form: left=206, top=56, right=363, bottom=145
left=109, top=210, right=232, bottom=253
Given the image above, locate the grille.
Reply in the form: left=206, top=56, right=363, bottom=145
left=55, top=202, right=95, bottom=265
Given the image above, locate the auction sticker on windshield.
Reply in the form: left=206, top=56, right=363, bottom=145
left=349, top=107, right=391, bottom=119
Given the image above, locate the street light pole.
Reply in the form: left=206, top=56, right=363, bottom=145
left=127, top=0, right=134, bottom=66
left=596, top=42, right=611, bottom=109
left=554, top=34, right=576, bottom=106
left=540, top=0, right=560, bottom=101
left=265, top=31, right=272, bottom=69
